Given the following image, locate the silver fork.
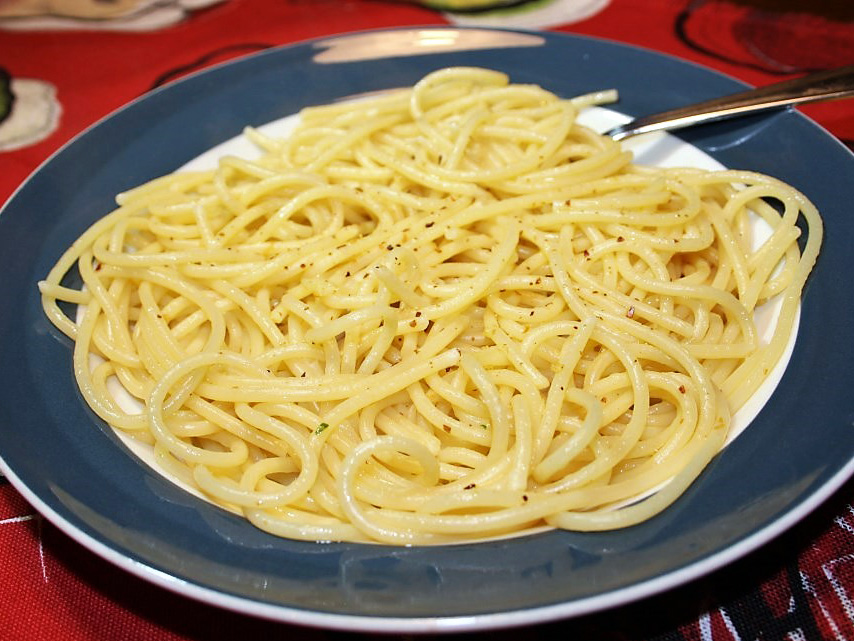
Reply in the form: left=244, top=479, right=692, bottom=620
left=605, top=65, right=854, bottom=141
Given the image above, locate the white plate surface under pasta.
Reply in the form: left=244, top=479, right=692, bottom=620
left=39, top=67, right=821, bottom=544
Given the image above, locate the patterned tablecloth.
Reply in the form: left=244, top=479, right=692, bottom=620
left=1, top=1, right=853, bottom=639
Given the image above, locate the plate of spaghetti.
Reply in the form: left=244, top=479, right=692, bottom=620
left=1, top=27, right=852, bottom=632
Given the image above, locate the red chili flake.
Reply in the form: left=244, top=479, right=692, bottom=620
left=425, top=222, right=435, bottom=228
left=678, top=385, right=686, bottom=394
left=617, top=236, right=625, bottom=242
left=464, top=483, right=476, bottom=490
left=522, top=494, right=529, bottom=502
left=409, top=320, right=417, bottom=327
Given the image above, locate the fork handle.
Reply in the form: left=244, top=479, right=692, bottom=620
left=606, top=65, right=854, bottom=141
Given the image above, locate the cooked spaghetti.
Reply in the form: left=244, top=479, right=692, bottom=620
left=39, top=67, right=821, bottom=544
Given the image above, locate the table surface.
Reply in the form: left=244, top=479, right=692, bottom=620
left=1, top=1, right=853, bottom=639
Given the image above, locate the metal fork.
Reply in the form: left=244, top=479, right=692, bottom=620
left=605, top=65, right=854, bottom=141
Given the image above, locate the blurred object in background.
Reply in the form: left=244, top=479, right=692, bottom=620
left=0, top=0, right=228, bottom=31
left=0, top=68, right=60, bottom=152
left=677, top=0, right=854, bottom=73
left=395, top=0, right=526, bottom=10
left=396, top=0, right=611, bottom=29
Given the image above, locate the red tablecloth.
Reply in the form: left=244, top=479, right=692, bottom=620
left=1, top=1, right=853, bottom=638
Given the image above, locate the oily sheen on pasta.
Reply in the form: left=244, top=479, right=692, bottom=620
left=39, top=67, right=821, bottom=544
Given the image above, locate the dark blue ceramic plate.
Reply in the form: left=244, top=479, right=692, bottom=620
left=1, top=27, right=852, bottom=633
